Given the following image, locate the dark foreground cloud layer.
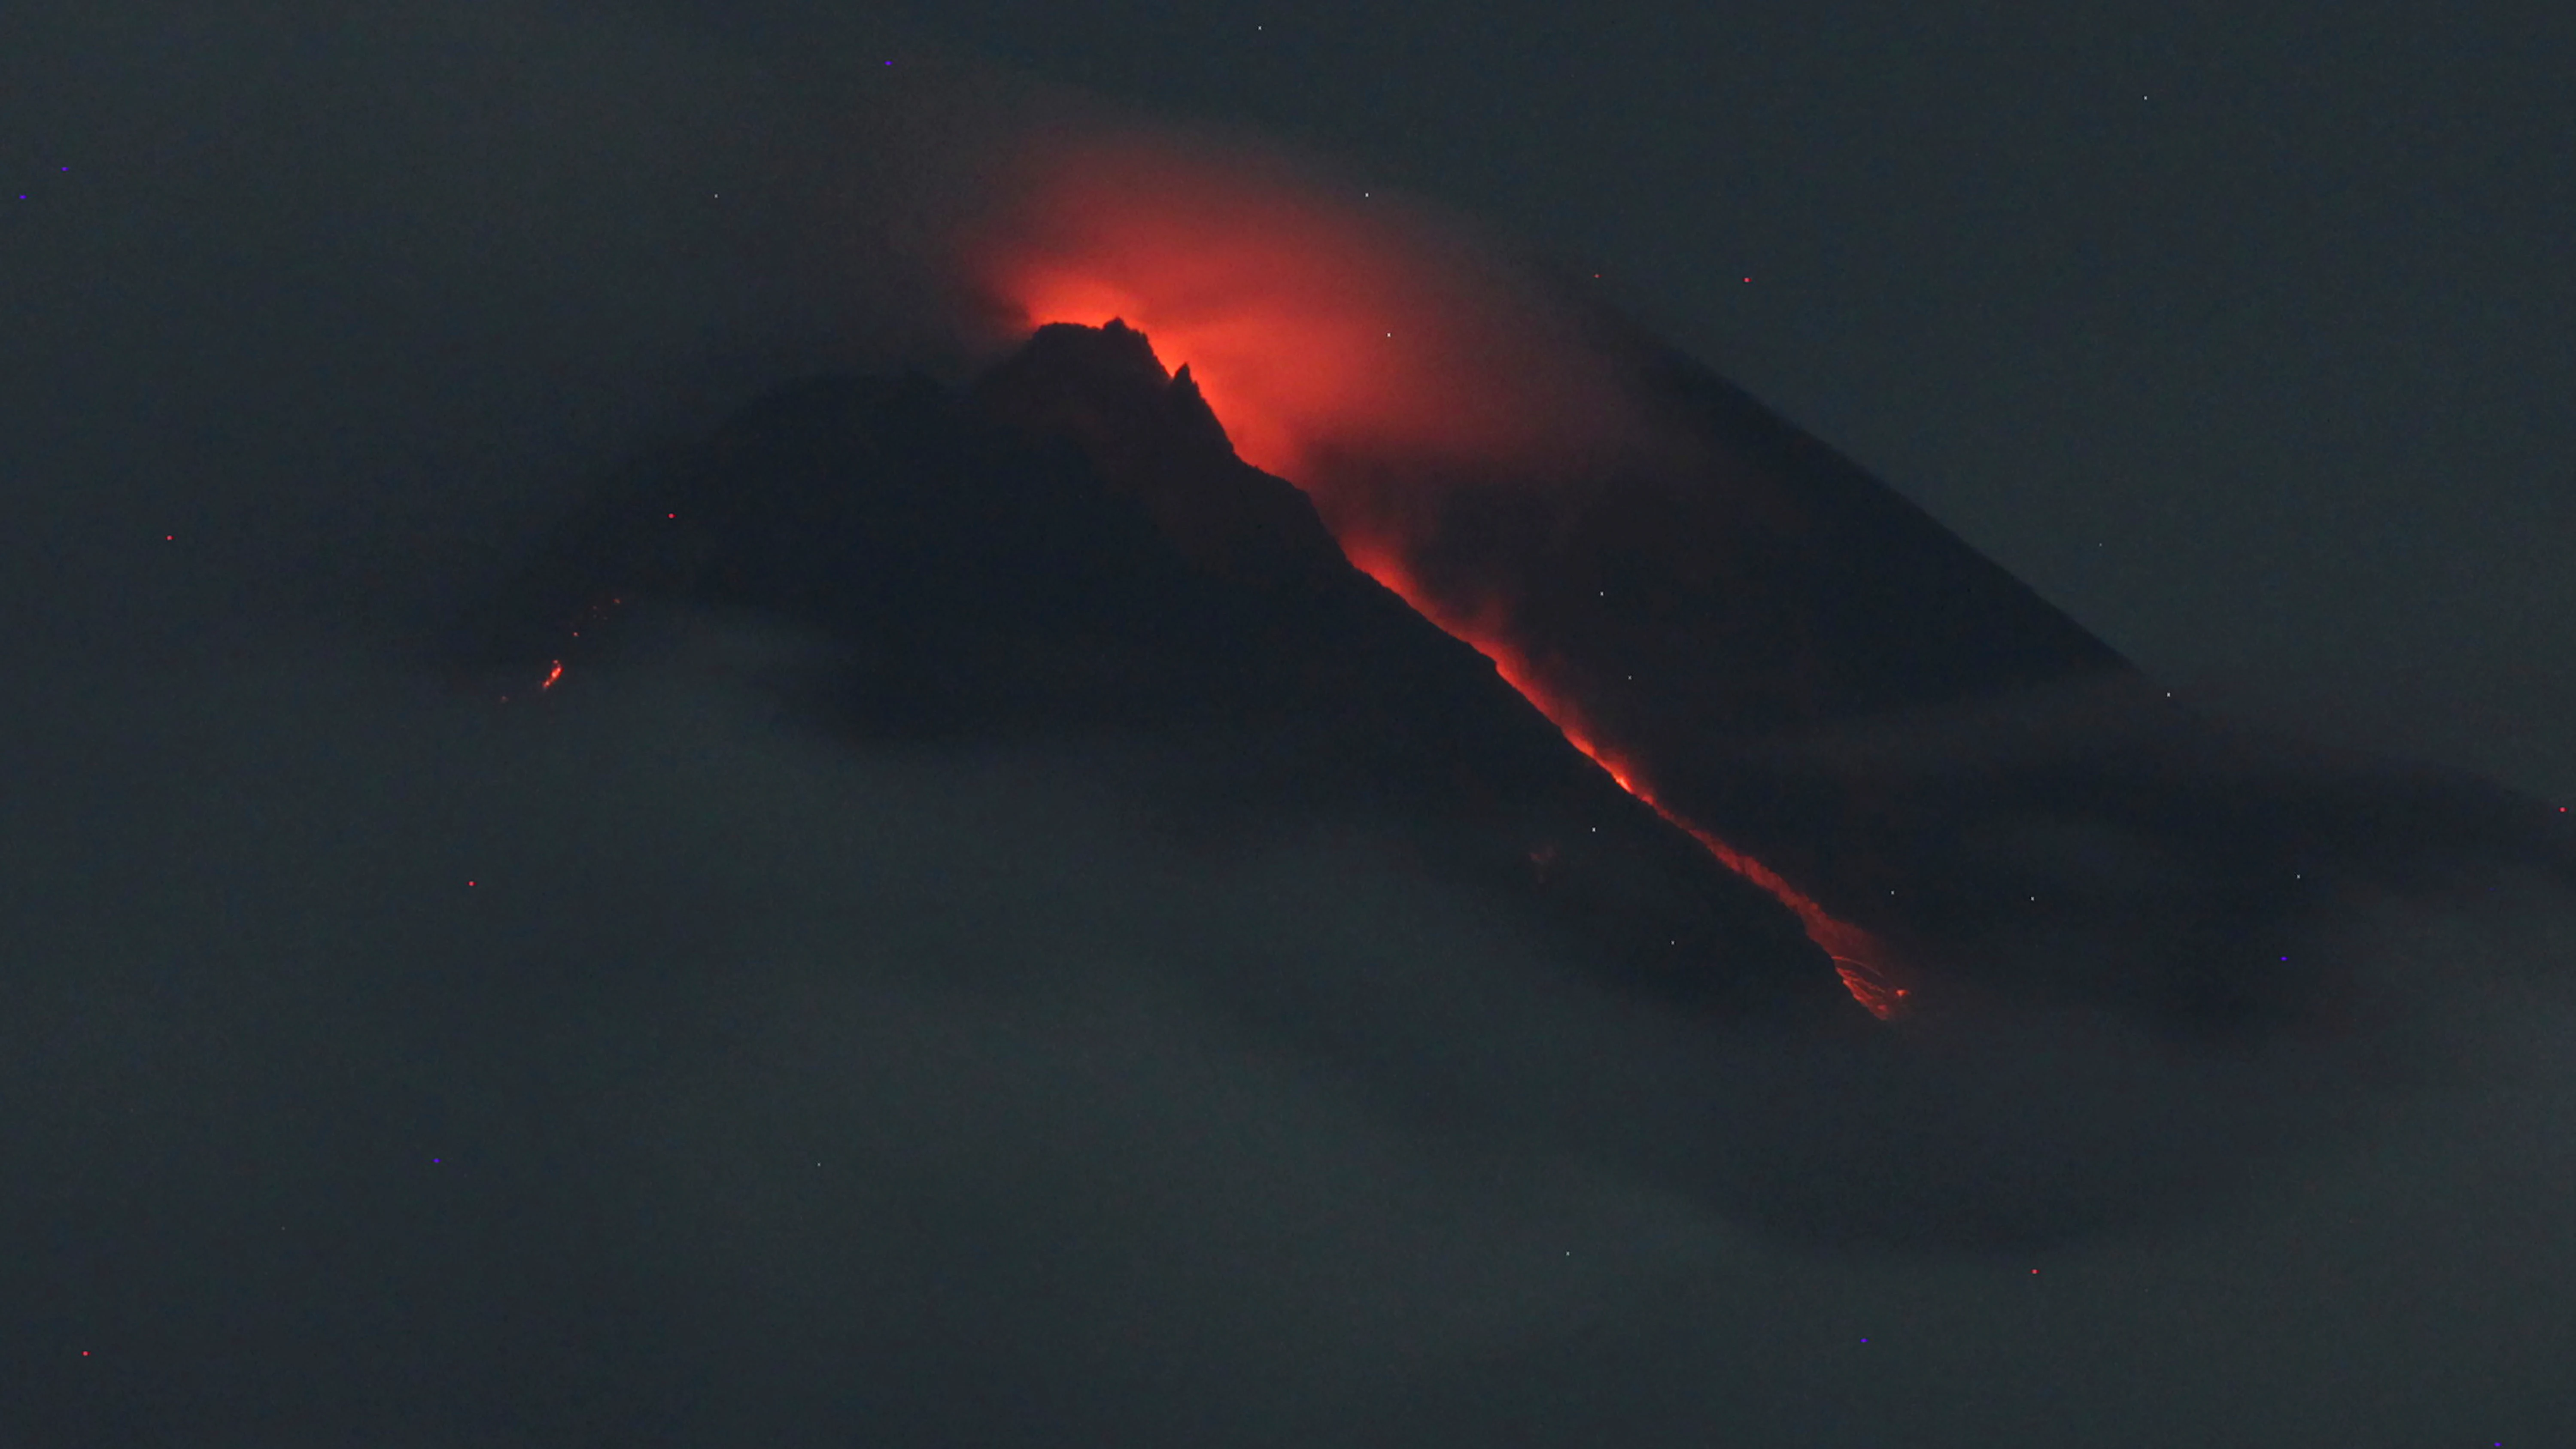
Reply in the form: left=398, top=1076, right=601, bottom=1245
left=4, top=5, right=2573, bottom=1445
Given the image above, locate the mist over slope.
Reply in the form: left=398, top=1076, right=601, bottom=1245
left=467, top=307, right=2574, bottom=1234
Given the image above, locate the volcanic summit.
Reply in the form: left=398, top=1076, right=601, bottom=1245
left=466, top=319, right=2573, bottom=1035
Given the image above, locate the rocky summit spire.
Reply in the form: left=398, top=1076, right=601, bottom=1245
left=971, top=320, right=1347, bottom=589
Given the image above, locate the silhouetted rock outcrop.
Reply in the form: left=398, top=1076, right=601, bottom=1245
left=462, top=329, right=1848, bottom=1021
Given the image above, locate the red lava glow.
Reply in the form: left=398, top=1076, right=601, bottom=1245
left=977, top=134, right=1905, bottom=1018
left=973, top=132, right=1634, bottom=486
left=1375, top=552, right=1910, bottom=1022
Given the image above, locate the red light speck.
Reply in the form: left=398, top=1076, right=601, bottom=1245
left=539, top=661, right=565, bottom=692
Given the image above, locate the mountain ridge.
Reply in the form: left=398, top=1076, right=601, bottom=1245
left=459, top=319, right=2574, bottom=1039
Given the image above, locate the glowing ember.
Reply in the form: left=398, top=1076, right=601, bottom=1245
left=539, top=661, right=565, bottom=692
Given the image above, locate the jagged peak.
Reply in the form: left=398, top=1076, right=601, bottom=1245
left=1009, top=317, right=1170, bottom=388
left=969, top=322, right=1344, bottom=586
left=976, top=321, right=1232, bottom=464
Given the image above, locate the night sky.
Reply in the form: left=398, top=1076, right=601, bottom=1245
left=4, top=3, right=2572, bottom=1446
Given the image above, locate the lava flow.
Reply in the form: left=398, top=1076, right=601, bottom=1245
left=978, top=135, right=1908, bottom=1016
left=1357, top=550, right=1909, bottom=1021
left=1288, top=430, right=1905, bottom=1017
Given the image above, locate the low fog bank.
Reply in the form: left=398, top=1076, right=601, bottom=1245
left=3, top=614, right=2571, bottom=1446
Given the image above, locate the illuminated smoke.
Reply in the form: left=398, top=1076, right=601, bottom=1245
left=971, top=129, right=1637, bottom=486
left=972, top=131, right=1905, bottom=1015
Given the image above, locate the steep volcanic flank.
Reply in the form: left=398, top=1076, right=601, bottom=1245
left=970, top=323, right=1912, bottom=1012
left=469, top=321, right=2573, bottom=1038
left=465, top=324, right=1848, bottom=1021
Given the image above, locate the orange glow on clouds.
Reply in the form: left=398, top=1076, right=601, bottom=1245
left=978, top=134, right=1905, bottom=1017
left=978, top=132, right=1633, bottom=486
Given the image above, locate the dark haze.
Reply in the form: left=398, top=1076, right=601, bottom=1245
left=4, top=5, right=2572, bottom=1446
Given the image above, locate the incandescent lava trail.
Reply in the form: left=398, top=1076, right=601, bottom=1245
left=969, top=134, right=1930, bottom=1015
left=971, top=131, right=2576, bottom=1038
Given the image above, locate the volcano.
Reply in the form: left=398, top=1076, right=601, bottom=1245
left=465, top=319, right=2573, bottom=1036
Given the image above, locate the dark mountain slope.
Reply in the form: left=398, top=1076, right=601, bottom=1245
left=461, top=326, right=1846, bottom=1021
left=462, top=319, right=2573, bottom=1040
